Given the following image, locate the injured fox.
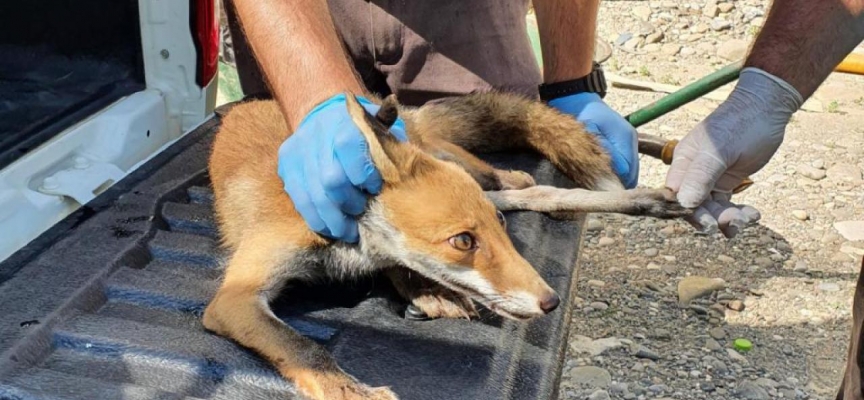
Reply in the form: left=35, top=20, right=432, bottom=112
left=204, top=91, right=691, bottom=400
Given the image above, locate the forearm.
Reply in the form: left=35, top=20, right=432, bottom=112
left=232, top=0, right=364, bottom=129
left=534, top=0, right=600, bottom=83
left=745, top=0, right=864, bottom=99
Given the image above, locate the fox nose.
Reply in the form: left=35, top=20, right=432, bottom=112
left=539, top=293, right=560, bottom=313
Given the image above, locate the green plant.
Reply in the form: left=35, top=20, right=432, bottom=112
left=659, top=74, right=680, bottom=85
left=827, top=100, right=840, bottom=113
left=639, top=65, right=651, bottom=77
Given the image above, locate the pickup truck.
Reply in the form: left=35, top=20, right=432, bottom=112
left=0, top=2, right=585, bottom=399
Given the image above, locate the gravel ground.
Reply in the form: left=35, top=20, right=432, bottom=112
left=559, top=1, right=864, bottom=399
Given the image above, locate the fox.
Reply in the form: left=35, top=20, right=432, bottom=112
left=203, top=91, right=690, bottom=400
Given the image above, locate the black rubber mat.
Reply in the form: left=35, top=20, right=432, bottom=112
left=0, top=106, right=584, bottom=400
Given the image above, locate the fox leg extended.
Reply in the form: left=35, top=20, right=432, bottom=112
left=202, top=230, right=397, bottom=400
left=486, top=186, right=692, bottom=219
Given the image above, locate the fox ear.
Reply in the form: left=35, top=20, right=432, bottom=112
left=344, top=93, right=411, bottom=183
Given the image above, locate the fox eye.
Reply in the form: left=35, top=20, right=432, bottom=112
left=496, top=211, right=506, bottom=228
left=448, top=232, right=476, bottom=251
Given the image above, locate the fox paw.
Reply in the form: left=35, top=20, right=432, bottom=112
left=495, top=169, right=536, bottom=190
left=297, top=373, right=398, bottom=400
left=405, top=292, right=478, bottom=320
left=629, top=188, right=693, bottom=219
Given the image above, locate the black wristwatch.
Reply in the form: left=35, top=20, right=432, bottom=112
left=538, top=61, right=608, bottom=101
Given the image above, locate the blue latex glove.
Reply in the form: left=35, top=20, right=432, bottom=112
left=278, top=93, right=407, bottom=243
left=549, top=93, right=639, bottom=189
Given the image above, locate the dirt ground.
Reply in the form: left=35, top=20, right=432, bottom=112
left=558, top=1, right=864, bottom=399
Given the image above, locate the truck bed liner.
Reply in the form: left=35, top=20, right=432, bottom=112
left=0, top=105, right=585, bottom=400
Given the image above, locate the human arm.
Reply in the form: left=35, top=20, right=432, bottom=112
left=665, top=0, right=864, bottom=237
left=533, top=0, right=639, bottom=188
left=232, top=0, right=407, bottom=243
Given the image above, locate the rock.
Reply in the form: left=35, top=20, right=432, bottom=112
left=645, top=31, right=664, bottom=44
left=718, top=254, right=735, bottom=264
left=696, top=42, right=715, bottom=54
left=827, top=163, right=863, bottom=184
left=615, top=32, right=634, bottom=46
left=711, top=19, right=732, bottom=31
left=570, top=336, right=624, bottom=356
left=709, top=327, right=726, bottom=340
left=702, top=3, right=719, bottom=17
left=587, top=280, right=606, bottom=289
left=812, top=159, right=825, bottom=169
left=646, top=262, right=661, bottom=270
left=642, top=43, right=661, bottom=53
left=754, top=378, right=779, bottom=389
left=623, top=37, right=644, bottom=51
left=793, top=260, right=809, bottom=272
left=680, top=46, right=696, bottom=56
left=689, top=305, right=710, bottom=315
left=706, top=338, right=723, bottom=351
left=599, top=237, right=616, bottom=246
left=633, top=21, right=656, bottom=36
left=678, top=276, right=726, bottom=305
left=703, top=356, right=729, bottom=373
left=792, top=210, right=809, bottom=221
left=701, top=381, right=716, bottom=392
left=609, top=383, right=629, bottom=396
left=819, top=282, right=841, bottom=292
left=717, top=39, right=749, bottom=61
left=644, top=248, right=659, bottom=257
left=569, top=366, right=612, bottom=388
left=737, top=381, right=770, bottom=400
left=590, top=301, right=609, bottom=311
left=755, top=257, right=774, bottom=268
left=633, top=346, right=661, bottom=361
left=632, top=5, right=652, bottom=21
left=797, top=164, right=827, bottom=180
left=586, top=218, right=605, bottom=232
left=835, top=221, right=864, bottom=241
left=647, top=384, right=668, bottom=394
left=588, top=390, right=611, bottom=400
left=727, top=300, right=746, bottom=311
left=718, top=2, right=734, bottom=12
left=693, top=23, right=710, bottom=34
left=748, top=288, right=764, bottom=296
left=727, top=348, right=749, bottom=364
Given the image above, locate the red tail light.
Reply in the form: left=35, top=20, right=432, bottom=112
left=191, top=0, right=219, bottom=87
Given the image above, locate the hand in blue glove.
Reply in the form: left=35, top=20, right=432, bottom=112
left=278, top=93, right=407, bottom=243
left=549, top=93, right=639, bottom=189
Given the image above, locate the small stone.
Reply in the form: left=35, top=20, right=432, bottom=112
left=793, top=260, right=809, bottom=272
left=819, top=282, right=841, bottom=292
left=792, top=210, right=809, bottom=221
left=623, top=37, right=644, bottom=51
left=690, top=305, right=710, bottom=315
left=703, top=356, right=729, bottom=373
left=835, top=221, right=864, bottom=241
left=754, top=378, right=779, bottom=389
left=590, top=301, right=609, bottom=311
left=633, top=346, right=661, bottom=361
left=646, top=262, right=662, bottom=270
left=702, top=3, right=719, bottom=17
left=598, top=237, right=616, bottom=246
left=615, top=32, right=634, bottom=46
left=797, top=164, right=827, bottom=180
left=737, top=381, right=770, bottom=400
left=709, top=327, right=726, bottom=340
left=632, top=5, right=652, bottom=21
left=678, top=276, right=726, bottom=305
left=727, top=300, right=745, bottom=311
left=569, top=366, right=612, bottom=388
left=711, top=19, right=732, bottom=31
left=651, top=328, right=671, bottom=340
left=609, top=383, right=629, bottom=396
left=705, top=338, right=723, bottom=351
left=631, top=362, right=645, bottom=372
left=645, top=31, right=664, bottom=44
left=693, top=23, right=709, bottom=34
left=827, top=163, right=863, bottom=184
left=586, top=218, right=605, bottom=232
left=642, top=43, right=661, bottom=53
left=680, top=46, right=696, bottom=56
left=644, top=248, right=659, bottom=257
left=647, top=384, right=668, bottom=394
left=717, top=254, right=735, bottom=264
left=726, top=348, right=749, bottom=364
left=588, top=390, right=611, bottom=400
left=716, top=39, right=748, bottom=61
left=696, top=42, right=715, bottom=54
left=588, top=280, right=606, bottom=288
left=812, top=159, right=825, bottom=169
left=717, top=2, right=734, bottom=12
left=700, top=381, right=716, bottom=392
left=754, top=257, right=774, bottom=268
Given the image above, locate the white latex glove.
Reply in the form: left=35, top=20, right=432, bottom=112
left=665, top=67, right=803, bottom=238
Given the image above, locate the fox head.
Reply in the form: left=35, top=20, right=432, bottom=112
left=344, top=93, right=559, bottom=320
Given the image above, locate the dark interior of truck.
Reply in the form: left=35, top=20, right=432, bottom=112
left=0, top=0, right=146, bottom=170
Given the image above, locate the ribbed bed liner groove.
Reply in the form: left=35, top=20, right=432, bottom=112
left=0, top=106, right=585, bottom=400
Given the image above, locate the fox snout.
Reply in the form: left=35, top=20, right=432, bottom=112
left=539, top=292, right=560, bottom=314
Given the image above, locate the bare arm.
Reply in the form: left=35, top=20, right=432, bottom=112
left=231, top=0, right=365, bottom=129
left=746, top=0, right=864, bottom=99
left=533, top=0, right=600, bottom=82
